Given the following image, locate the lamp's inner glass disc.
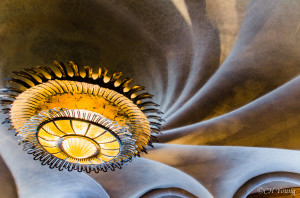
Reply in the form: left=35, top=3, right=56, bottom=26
left=37, top=118, right=121, bottom=163
left=60, top=136, right=100, bottom=159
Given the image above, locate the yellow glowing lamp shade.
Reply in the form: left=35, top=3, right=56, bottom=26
left=0, top=61, right=163, bottom=172
left=10, top=80, right=152, bottom=154
left=18, top=108, right=135, bottom=172
left=37, top=118, right=121, bottom=163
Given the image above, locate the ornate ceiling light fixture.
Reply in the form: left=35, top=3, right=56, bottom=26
left=0, top=61, right=163, bottom=172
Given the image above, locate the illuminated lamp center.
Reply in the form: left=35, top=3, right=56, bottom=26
left=59, top=136, right=100, bottom=159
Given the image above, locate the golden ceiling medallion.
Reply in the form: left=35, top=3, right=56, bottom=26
left=0, top=61, right=163, bottom=172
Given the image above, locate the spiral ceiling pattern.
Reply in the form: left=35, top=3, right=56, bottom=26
left=0, top=0, right=299, bottom=197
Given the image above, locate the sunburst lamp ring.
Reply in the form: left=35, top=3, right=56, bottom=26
left=0, top=61, right=164, bottom=172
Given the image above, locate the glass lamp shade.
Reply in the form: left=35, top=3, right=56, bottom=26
left=0, top=61, right=163, bottom=172
left=10, top=80, right=151, bottom=154
left=18, top=108, right=135, bottom=172
left=37, top=118, right=121, bottom=162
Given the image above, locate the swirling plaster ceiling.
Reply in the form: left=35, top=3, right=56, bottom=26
left=0, top=0, right=299, bottom=197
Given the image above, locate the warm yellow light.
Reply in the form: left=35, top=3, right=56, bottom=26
left=72, top=120, right=89, bottom=135
left=11, top=80, right=151, bottom=154
left=2, top=61, right=162, bottom=172
left=61, top=136, right=99, bottom=159
left=37, top=118, right=121, bottom=163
